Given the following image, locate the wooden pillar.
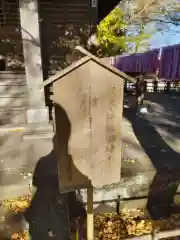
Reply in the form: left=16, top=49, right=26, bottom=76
left=91, top=0, right=98, bottom=25
left=19, top=0, right=48, bottom=123
left=87, top=187, right=94, bottom=240
left=87, top=0, right=98, bottom=47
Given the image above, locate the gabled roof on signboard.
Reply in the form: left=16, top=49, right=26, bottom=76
left=40, top=46, right=135, bottom=89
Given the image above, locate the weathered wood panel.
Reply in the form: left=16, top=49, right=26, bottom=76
left=0, top=71, right=27, bottom=94
left=0, top=108, right=27, bottom=124
left=0, top=71, right=28, bottom=124
left=52, top=60, right=123, bottom=191
left=0, top=86, right=27, bottom=95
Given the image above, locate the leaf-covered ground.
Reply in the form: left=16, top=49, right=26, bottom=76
left=1, top=194, right=180, bottom=240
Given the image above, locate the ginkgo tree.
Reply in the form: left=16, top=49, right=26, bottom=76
left=95, top=7, right=152, bottom=57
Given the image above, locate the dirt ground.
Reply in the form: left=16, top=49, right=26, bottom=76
left=77, top=92, right=180, bottom=214
left=1, top=91, right=180, bottom=202
left=0, top=92, right=180, bottom=238
left=122, top=92, right=180, bottom=181
left=115, top=92, right=180, bottom=214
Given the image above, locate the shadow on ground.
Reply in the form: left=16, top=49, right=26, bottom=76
left=24, top=104, right=87, bottom=240
left=124, top=92, right=180, bottom=220
left=2, top=92, right=180, bottom=238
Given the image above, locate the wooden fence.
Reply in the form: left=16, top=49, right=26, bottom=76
left=125, top=80, right=180, bottom=94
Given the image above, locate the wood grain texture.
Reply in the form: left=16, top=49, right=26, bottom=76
left=53, top=59, right=124, bottom=191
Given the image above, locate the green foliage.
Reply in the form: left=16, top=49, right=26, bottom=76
left=96, top=8, right=152, bottom=56
left=97, top=8, right=126, bottom=56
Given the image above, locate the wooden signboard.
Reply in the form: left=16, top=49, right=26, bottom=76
left=41, top=48, right=126, bottom=192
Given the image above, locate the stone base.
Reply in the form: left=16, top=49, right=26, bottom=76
left=26, top=107, right=49, bottom=123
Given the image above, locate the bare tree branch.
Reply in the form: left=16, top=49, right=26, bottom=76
left=122, top=0, right=180, bottom=29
